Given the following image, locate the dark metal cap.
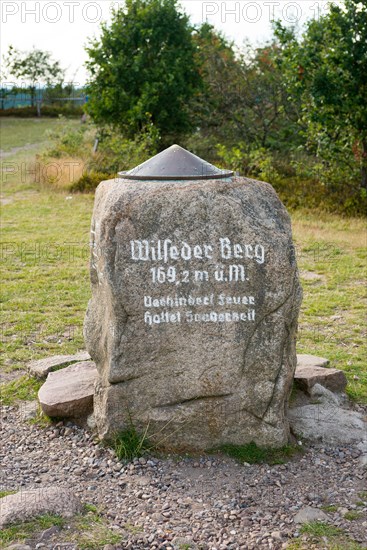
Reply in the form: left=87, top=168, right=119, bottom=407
left=119, top=144, right=233, bottom=181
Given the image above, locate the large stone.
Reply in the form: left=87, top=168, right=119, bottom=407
left=289, top=402, right=366, bottom=445
left=0, top=487, right=82, bottom=529
left=84, top=172, right=302, bottom=450
left=38, top=361, right=97, bottom=418
left=28, top=351, right=91, bottom=378
left=295, top=357, right=347, bottom=394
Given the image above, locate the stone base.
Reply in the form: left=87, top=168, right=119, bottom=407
left=94, top=380, right=291, bottom=451
left=294, top=362, right=347, bottom=394
left=38, top=361, right=97, bottom=418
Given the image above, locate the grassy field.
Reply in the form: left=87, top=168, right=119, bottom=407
left=0, top=118, right=366, bottom=403
left=0, top=117, right=80, bottom=151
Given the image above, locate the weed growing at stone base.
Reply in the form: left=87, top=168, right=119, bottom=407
left=28, top=406, right=53, bottom=427
left=0, top=514, right=65, bottom=546
left=0, top=376, right=42, bottom=405
left=109, top=425, right=151, bottom=461
left=212, top=441, right=301, bottom=465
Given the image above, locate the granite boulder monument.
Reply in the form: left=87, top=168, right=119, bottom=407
left=84, top=145, right=302, bottom=450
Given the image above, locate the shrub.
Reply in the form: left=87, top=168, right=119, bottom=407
left=216, top=143, right=367, bottom=216
left=0, top=105, right=83, bottom=117
left=69, top=171, right=112, bottom=193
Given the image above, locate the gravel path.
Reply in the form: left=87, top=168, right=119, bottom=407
left=1, top=404, right=366, bottom=549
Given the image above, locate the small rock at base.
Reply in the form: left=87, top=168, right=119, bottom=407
left=294, top=506, right=329, bottom=524
left=294, top=359, right=347, bottom=394
left=0, top=487, right=82, bottom=529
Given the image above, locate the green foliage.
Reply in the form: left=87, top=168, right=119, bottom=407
left=64, top=123, right=159, bottom=192
left=216, top=144, right=367, bottom=216
left=192, top=25, right=301, bottom=151
left=213, top=441, right=300, bottom=465
left=0, top=514, right=65, bottom=546
left=45, top=119, right=93, bottom=158
left=67, top=508, right=122, bottom=549
left=85, top=0, right=201, bottom=143
left=344, top=511, right=363, bottom=521
left=274, top=0, right=367, bottom=189
left=322, top=505, right=338, bottom=513
left=0, top=490, right=16, bottom=498
left=300, top=522, right=342, bottom=537
left=0, top=376, right=42, bottom=405
left=69, top=171, right=112, bottom=193
left=4, top=46, right=64, bottom=107
left=217, top=144, right=282, bottom=183
left=90, top=121, right=160, bottom=173
left=109, top=425, right=151, bottom=461
left=0, top=105, right=83, bottom=118
left=0, top=103, right=83, bottom=118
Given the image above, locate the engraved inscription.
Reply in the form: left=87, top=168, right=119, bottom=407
left=129, top=237, right=265, bottom=325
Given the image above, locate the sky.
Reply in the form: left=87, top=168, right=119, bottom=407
left=1, top=1, right=337, bottom=85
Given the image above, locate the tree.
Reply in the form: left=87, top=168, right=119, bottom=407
left=191, top=25, right=300, bottom=155
left=85, top=0, right=202, bottom=144
left=191, top=23, right=243, bottom=146
left=5, top=46, right=64, bottom=107
left=274, top=0, right=367, bottom=189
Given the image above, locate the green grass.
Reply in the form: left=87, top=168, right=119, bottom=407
left=0, top=506, right=122, bottom=549
left=284, top=522, right=364, bottom=550
left=213, top=441, right=300, bottom=465
left=292, top=211, right=367, bottom=403
left=322, top=505, right=338, bottom=513
left=0, top=376, right=42, bottom=405
left=344, top=511, right=364, bottom=521
left=123, top=522, right=144, bottom=535
left=300, top=522, right=342, bottom=537
left=109, top=426, right=151, bottom=461
left=1, top=125, right=94, bottom=370
left=64, top=508, right=122, bottom=549
left=0, top=117, right=79, bottom=151
left=287, top=539, right=364, bottom=550
left=0, top=118, right=366, bottom=406
left=0, top=514, right=65, bottom=547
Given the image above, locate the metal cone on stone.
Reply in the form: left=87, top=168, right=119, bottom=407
left=120, top=144, right=233, bottom=180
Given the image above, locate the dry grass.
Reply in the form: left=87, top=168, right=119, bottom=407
left=292, top=210, right=367, bottom=249
left=36, top=155, right=86, bottom=190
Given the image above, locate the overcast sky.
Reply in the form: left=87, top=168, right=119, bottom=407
left=1, top=1, right=336, bottom=85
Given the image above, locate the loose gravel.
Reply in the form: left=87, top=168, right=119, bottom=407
left=1, top=404, right=366, bottom=550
